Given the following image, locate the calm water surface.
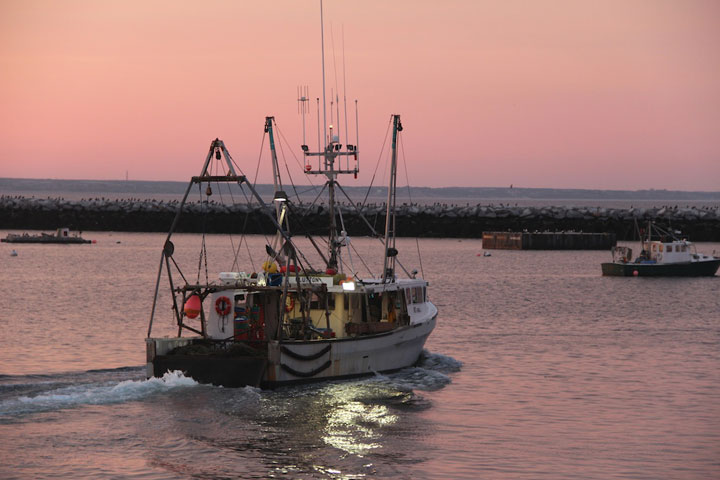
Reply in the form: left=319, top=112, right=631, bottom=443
left=1, top=231, right=718, bottom=479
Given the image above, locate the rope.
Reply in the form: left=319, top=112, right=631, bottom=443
left=275, top=120, right=319, bottom=202
left=196, top=182, right=210, bottom=284
left=249, top=131, right=267, bottom=206
left=361, top=117, right=392, bottom=207
left=399, top=133, right=425, bottom=280
left=215, top=141, right=261, bottom=272
left=169, top=254, right=188, bottom=285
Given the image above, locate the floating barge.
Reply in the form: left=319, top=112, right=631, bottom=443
left=482, top=231, right=616, bottom=250
left=1, top=228, right=91, bottom=244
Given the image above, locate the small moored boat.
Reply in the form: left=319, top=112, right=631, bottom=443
left=601, top=223, right=719, bottom=277
left=1, top=228, right=92, bottom=244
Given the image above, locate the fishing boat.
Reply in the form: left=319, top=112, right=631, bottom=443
left=145, top=114, right=436, bottom=388
left=601, top=223, right=720, bottom=277
left=146, top=3, right=436, bottom=386
left=1, top=228, right=92, bottom=244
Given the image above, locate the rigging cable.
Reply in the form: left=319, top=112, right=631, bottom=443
left=399, top=133, right=425, bottom=280
left=219, top=138, right=264, bottom=273
left=337, top=206, right=357, bottom=278
left=274, top=119, right=321, bottom=194
left=360, top=117, right=393, bottom=208
left=196, top=181, right=210, bottom=285
left=168, top=254, right=188, bottom=285
left=213, top=168, right=248, bottom=273
left=272, top=121, right=302, bottom=203
left=334, top=180, right=411, bottom=278
left=250, top=132, right=267, bottom=203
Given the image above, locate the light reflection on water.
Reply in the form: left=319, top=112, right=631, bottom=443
left=0, top=232, right=719, bottom=479
left=321, top=391, right=396, bottom=456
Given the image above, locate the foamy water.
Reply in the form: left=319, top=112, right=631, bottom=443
left=1, top=371, right=198, bottom=417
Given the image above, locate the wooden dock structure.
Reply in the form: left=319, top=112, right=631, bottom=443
left=482, top=231, right=616, bottom=250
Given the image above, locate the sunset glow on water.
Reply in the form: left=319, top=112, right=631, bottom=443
left=1, top=233, right=718, bottom=478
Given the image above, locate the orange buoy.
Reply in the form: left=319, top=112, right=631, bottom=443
left=184, top=294, right=201, bottom=319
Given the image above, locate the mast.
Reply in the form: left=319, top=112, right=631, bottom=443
left=327, top=135, right=338, bottom=271
left=266, top=117, right=282, bottom=217
left=266, top=117, right=290, bottom=263
left=302, top=0, right=359, bottom=272
left=383, top=115, right=401, bottom=282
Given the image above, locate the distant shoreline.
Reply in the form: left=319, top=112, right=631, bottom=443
left=1, top=177, right=719, bottom=205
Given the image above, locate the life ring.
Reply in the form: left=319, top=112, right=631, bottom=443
left=284, top=296, right=295, bottom=313
left=215, top=296, right=232, bottom=316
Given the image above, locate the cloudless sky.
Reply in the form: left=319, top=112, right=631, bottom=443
left=1, top=0, right=719, bottom=190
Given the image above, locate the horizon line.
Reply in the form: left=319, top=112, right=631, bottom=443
left=1, top=176, right=720, bottom=195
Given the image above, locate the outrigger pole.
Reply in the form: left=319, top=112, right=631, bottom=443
left=147, top=138, right=299, bottom=338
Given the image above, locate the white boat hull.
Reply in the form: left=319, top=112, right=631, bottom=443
left=266, top=307, right=437, bottom=385
left=148, top=303, right=437, bottom=388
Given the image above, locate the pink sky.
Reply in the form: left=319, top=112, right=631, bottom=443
left=1, top=0, right=719, bottom=190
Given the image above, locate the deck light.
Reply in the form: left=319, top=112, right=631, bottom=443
left=273, top=190, right=288, bottom=203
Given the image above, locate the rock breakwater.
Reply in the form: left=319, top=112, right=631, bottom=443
left=1, top=196, right=718, bottom=241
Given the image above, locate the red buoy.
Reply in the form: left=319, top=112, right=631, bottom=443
left=184, top=294, right=201, bottom=319
left=633, top=270, right=639, bottom=277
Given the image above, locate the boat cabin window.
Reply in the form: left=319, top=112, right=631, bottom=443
left=681, top=245, right=687, bottom=252
left=666, top=244, right=673, bottom=252
left=659, top=244, right=664, bottom=252
left=652, top=244, right=657, bottom=252
left=310, top=293, right=335, bottom=310
left=403, top=286, right=426, bottom=304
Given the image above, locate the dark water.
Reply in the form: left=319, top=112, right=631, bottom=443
left=1, top=232, right=719, bottom=479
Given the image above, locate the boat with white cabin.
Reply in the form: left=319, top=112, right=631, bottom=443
left=601, top=222, right=719, bottom=276
left=145, top=6, right=436, bottom=387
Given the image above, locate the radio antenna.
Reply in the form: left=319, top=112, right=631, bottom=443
left=320, top=0, right=328, bottom=144
left=342, top=25, right=349, bottom=170
left=297, top=85, right=309, bottom=146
